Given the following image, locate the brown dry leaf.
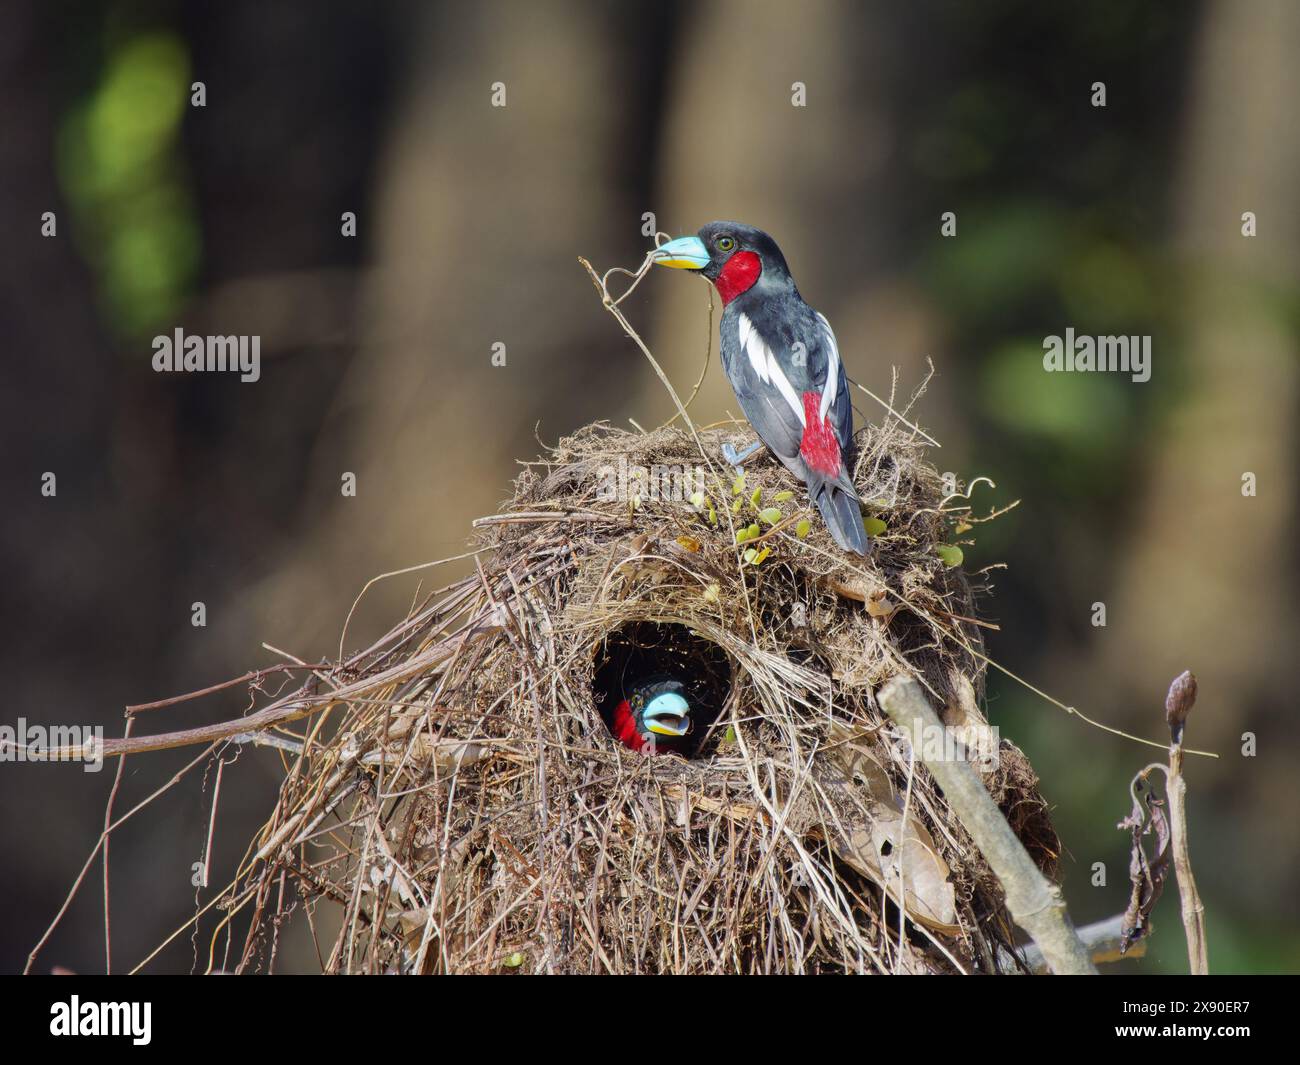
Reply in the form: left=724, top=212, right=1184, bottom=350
left=396, top=908, right=429, bottom=939
left=865, top=589, right=897, bottom=619
left=824, top=572, right=888, bottom=604
left=816, top=722, right=959, bottom=935
left=1119, top=771, right=1171, bottom=952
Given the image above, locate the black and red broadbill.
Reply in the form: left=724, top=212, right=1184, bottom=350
left=654, top=222, right=869, bottom=555
left=608, top=675, right=693, bottom=756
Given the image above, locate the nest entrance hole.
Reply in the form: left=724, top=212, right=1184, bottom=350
left=593, top=621, right=732, bottom=758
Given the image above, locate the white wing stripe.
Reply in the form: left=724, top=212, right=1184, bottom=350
left=768, top=349, right=806, bottom=425
left=816, top=312, right=840, bottom=421
left=738, top=313, right=804, bottom=426
left=737, top=313, right=767, bottom=384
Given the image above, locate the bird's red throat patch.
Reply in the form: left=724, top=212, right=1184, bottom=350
left=609, top=699, right=643, bottom=751
left=611, top=698, right=658, bottom=754
left=715, top=251, right=761, bottom=305
left=799, top=392, right=841, bottom=476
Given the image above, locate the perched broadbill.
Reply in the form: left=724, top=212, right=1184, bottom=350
left=608, top=675, right=693, bottom=755
left=654, top=222, right=869, bottom=554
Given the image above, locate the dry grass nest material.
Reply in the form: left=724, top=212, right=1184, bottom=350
left=232, top=418, right=1058, bottom=973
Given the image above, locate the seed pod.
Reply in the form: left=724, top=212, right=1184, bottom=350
left=1164, top=670, right=1197, bottom=745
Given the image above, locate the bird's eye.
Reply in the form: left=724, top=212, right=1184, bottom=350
left=717, top=236, right=736, bottom=252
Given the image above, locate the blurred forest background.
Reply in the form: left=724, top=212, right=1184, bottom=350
left=2, top=0, right=1297, bottom=974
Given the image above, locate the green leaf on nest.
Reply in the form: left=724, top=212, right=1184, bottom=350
left=935, top=544, right=964, bottom=568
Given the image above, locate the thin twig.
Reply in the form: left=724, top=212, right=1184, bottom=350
left=103, top=715, right=133, bottom=973
left=658, top=278, right=715, bottom=431
left=200, top=755, right=227, bottom=890
left=852, top=379, right=942, bottom=448
left=27, top=741, right=218, bottom=974
left=1164, top=671, right=1208, bottom=973
left=471, top=511, right=620, bottom=527
left=125, top=662, right=329, bottom=715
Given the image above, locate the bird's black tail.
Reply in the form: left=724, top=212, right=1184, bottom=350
left=810, top=474, right=869, bottom=555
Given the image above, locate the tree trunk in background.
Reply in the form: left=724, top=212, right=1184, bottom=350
left=248, top=0, right=674, bottom=652
left=1091, top=0, right=1299, bottom=891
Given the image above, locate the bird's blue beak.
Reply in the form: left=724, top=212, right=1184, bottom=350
left=653, top=235, right=710, bottom=270
left=643, top=691, right=692, bottom=737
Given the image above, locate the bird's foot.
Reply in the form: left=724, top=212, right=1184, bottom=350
left=721, top=440, right=762, bottom=469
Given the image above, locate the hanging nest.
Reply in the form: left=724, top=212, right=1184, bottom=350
left=231, top=417, right=1058, bottom=974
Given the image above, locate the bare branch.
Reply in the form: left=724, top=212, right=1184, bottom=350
left=877, top=675, right=1097, bottom=975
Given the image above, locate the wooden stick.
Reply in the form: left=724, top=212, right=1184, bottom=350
left=38, top=622, right=498, bottom=761
left=1003, top=913, right=1146, bottom=973
left=471, top=510, right=619, bottom=527
left=877, top=675, right=1097, bottom=975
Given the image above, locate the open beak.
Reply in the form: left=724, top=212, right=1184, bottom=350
left=643, top=692, right=692, bottom=737
left=653, top=235, right=709, bottom=271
